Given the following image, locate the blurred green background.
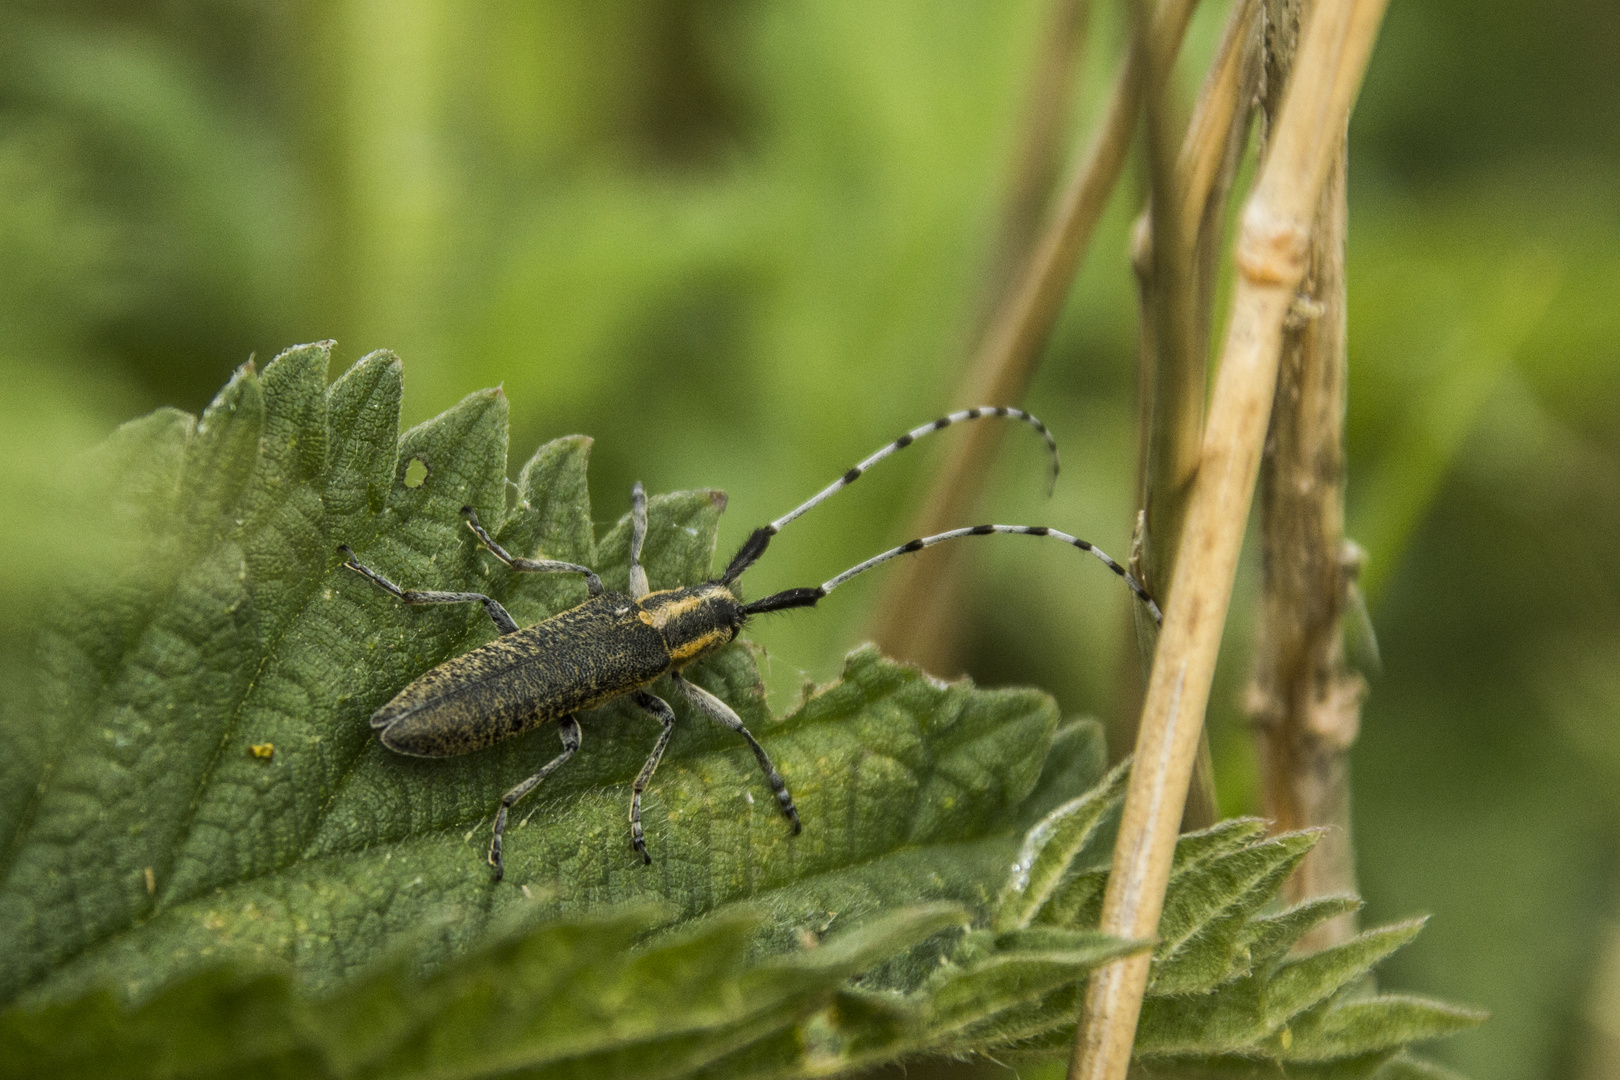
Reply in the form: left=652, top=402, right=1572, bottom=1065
left=1, top=1, right=1617, bottom=1076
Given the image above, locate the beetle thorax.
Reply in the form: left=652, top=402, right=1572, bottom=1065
left=637, top=583, right=744, bottom=665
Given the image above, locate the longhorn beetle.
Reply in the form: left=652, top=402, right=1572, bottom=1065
left=340, top=407, right=1161, bottom=881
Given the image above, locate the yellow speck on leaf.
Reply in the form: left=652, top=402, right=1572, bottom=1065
left=249, top=742, right=275, bottom=761
left=143, top=867, right=155, bottom=894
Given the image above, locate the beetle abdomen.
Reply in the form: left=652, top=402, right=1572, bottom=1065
left=373, top=592, right=671, bottom=757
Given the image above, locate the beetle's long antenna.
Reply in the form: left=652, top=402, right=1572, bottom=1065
left=721, top=407, right=1059, bottom=585
left=740, top=524, right=1161, bottom=625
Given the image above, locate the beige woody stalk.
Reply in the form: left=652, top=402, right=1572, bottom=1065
left=1245, top=0, right=1364, bottom=951
left=1125, top=0, right=1263, bottom=828
left=980, top=0, right=1092, bottom=319
left=869, top=0, right=1201, bottom=674
left=1132, top=0, right=1263, bottom=576
left=1068, top=1, right=1391, bottom=1078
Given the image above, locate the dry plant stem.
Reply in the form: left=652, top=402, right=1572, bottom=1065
left=869, top=0, right=1090, bottom=680
left=1245, top=0, right=1362, bottom=950
left=1248, top=153, right=1363, bottom=949
left=1176, top=0, right=1264, bottom=256
left=981, top=0, right=1092, bottom=316
left=1131, top=0, right=1262, bottom=578
left=1133, top=0, right=1197, bottom=599
left=1068, top=1, right=1390, bottom=1078
left=1124, top=0, right=1263, bottom=828
left=868, top=0, right=1202, bottom=674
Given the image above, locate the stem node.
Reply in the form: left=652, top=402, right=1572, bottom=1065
left=1236, top=204, right=1310, bottom=285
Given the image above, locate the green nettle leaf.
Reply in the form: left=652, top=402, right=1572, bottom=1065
left=974, top=815, right=1486, bottom=1080
left=0, top=348, right=1481, bottom=1080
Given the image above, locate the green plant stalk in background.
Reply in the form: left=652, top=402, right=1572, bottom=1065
left=0, top=346, right=1477, bottom=1079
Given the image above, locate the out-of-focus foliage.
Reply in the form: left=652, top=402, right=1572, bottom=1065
left=0, top=348, right=1478, bottom=1077
left=0, top=1, right=1615, bottom=1077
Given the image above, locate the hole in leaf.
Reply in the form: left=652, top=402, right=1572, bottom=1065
left=404, top=457, right=428, bottom=488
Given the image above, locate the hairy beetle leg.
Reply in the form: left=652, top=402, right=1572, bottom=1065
left=488, top=715, right=582, bottom=883
left=671, top=671, right=800, bottom=835
left=628, top=690, right=677, bottom=865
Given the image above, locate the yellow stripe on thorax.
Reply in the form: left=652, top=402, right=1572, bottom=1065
left=669, top=627, right=731, bottom=664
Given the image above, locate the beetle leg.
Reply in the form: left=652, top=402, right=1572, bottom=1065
left=489, top=714, right=582, bottom=883
left=628, top=482, right=650, bottom=600
left=628, top=690, right=676, bottom=864
left=460, top=507, right=605, bottom=597
left=670, top=672, right=800, bottom=836
left=339, top=545, right=520, bottom=634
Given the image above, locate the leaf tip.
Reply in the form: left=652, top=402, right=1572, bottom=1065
left=354, top=347, right=403, bottom=373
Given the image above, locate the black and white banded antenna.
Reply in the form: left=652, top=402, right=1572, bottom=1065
left=740, top=524, right=1162, bottom=626
left=721, top=406, right=1058, bottom=585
